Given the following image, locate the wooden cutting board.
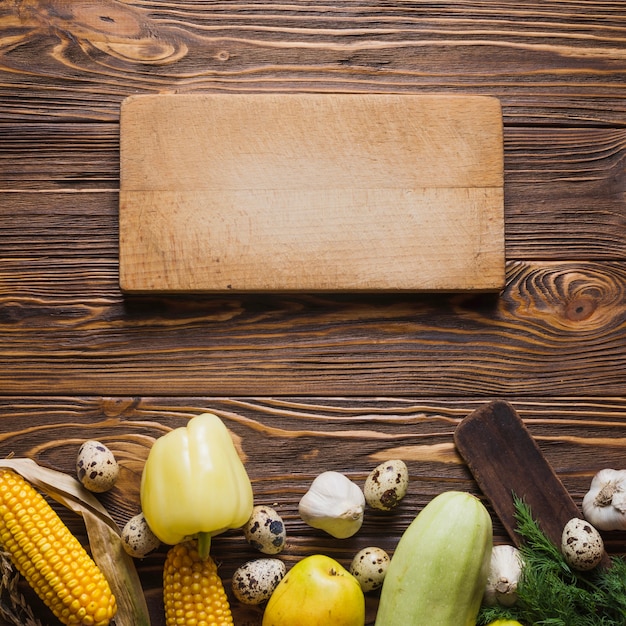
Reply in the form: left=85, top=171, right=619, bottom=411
left=119, top=93, right=504, bottom=293
left=455, top=400, right=610, bottom=568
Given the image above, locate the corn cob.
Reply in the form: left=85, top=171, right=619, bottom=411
left=163, top=540, right=233, bottom=626
left=0, top=469, right=117, bottom=626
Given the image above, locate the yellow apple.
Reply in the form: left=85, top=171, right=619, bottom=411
left=262, top=554, right=365, bottom=626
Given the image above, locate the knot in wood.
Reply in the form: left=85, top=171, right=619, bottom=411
left=564, top=297, right=597, bottom=321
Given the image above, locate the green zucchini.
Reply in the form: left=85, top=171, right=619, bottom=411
left=375, top=490, right=492, bottom=626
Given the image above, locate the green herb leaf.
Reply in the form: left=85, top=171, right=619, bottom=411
left=478, top=495, right=626, bottom=626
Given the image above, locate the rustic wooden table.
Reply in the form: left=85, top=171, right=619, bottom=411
left=1, top=2, right=625, bottom=625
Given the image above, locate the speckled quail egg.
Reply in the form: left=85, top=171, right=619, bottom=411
left=121, top=512, right=161, bottom=558
left=231, top=558, right=286, bottom=605
left=243, top=505, right=286, bottom=555
left=561, top=517, right=605, bottom=571
left=349, top=546, right=390, bottom=592
left=76, top=440, right=119, bottom=493
left=364, top=459, right=409, bottom=511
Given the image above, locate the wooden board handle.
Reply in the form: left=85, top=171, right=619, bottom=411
left=454, top=399, right=610, bottom=568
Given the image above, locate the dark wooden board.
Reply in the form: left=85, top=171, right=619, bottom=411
left=0, top=259, right=625, bottom=397
left=454, top=399, right=610, bottom=568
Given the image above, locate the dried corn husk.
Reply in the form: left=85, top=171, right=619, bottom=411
left=0, top=549, right=44, bottom=626
left=0, top=457, right=151, bottom=626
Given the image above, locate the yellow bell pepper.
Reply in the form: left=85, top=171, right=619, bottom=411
left=140, top=412, right=253, bottom=559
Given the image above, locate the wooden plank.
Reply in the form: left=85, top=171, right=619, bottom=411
left=1, top=241, right=626, bottom=395
left=454, top=401, right=583, bottom=547
left=455, top=401, right=614, bottom=571
left=1, top=3, right=625, bottom=125
left=3, top=125, right=625, bottom=260
left=118, top=93, right=504, bottom=293
left=1, top=395, right=625, bottom=626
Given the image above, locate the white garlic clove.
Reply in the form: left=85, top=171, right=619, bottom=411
left=582, top=468, right=626, bottom=531
left=561, top=517, right=605, bottom=571
left=611, top=489, right=626, bottom=515
left=298, top=471, right=365, bottom=539
left=483, top=544, right=524, bottom=607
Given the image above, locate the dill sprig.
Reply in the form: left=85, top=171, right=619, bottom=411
left=478, top=495, right=626, bottom=626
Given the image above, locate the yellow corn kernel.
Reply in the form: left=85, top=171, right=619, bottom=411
left=0, top=469, right=117, bottom=626
left=163, top=541, right=233, bottom=626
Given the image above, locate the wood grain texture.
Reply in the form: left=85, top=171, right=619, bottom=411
left=455, top=399, right=611, bottom=569
left=0, top=1, right=625, bottom=124
left=2, top=0, right=626, bottom=625
left=1, top=396, right=626, bottom=625
left=2, top=125, right=623, bottom=259
left=505, top=127, right=626, bottom=260
left=0, top=258, right=623, bottom=395
left=119, top=93, right=504, bottom=292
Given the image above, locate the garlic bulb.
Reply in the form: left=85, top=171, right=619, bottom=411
left=582, top=468, right=626, bottom=531
left=298, top=471, right=365, bottom=538
left=483, top=544, right=524, bottom=607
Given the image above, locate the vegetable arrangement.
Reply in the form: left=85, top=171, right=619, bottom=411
left=478, top=496, right=626, bottom=626
left=4, top=412, right=626, bottom=626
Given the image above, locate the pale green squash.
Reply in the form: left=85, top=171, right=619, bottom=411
left=375, top=490, right=492, bottom=626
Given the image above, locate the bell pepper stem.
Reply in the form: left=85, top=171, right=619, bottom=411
left=197, top=532, right=212, bottom=560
